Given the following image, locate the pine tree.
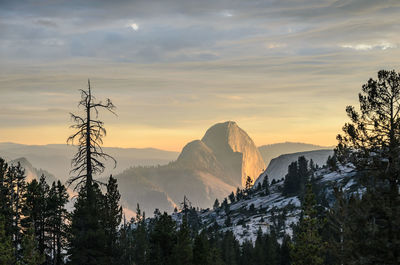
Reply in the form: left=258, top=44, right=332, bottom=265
left=253, top=228, right=265, bottom=265
left=262, top=174, right=270, bottom=195
left=237, top=240, right=252, bottom=265
left=245, top=176, right=253, bottom=191
left=172, top=215, right=193, bottom=265
left=118, top=217, right=134, bottom=265
left=213, top=199, right=219, bottom=210
left=220, top=231, right=239, bottom=265
left=335, top=69, right=400, bottom=264
left=228, top=192, right=235, bottom=203
left=17, top=226, right=45, bottom=265
left=283, top=161, right=298, bottom=196
left=0, top=158, right=12, bottom=234
left=147, top=212, right=177, bottom=265
left=0, top=216, right=15, bottom=265
left=22, top=175, right=49, bottom=258
left=132, top=211, right=148, bottom=265
left=7, top=162, right=27, bottom=258
left=68, top=183, right=107, bottom=265
left=297, top=156, right=309, bottom=196
left=280, top=235, right=291, bottom=265
left=48, top=181, right=69, bottom=265
left=291, top=184, right=325, bottom=265
left=67, top=81, right=117, bottom=265
left=104, top=175, right=122, bottom=263
left=193, top=231, right=211, bottom=265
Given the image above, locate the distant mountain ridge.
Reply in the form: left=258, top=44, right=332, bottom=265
left=255, top=149, right=334, bottom=185
left=0, top=142, right=179, bottom=183
left=258, top=142, right=332, bottom=167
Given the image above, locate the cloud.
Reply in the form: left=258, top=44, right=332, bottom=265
left=341, top=41, right=397, bottom=51
left=221, top=10, right=233, bottom=17
left=267, top=43, right=287, bottom=49
left=128, top=23, right=139, bottom=31
left=34, top=19, right=58, bottom=27
left=1, top=0, right=400, bottom=148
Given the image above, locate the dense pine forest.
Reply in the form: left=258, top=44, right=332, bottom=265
left=1, top=70, right=400, bottom=264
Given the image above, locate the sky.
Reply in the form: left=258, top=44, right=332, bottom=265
left=0, top=0, right=400, bottom=151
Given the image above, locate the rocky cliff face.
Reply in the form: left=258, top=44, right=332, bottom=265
left=201, top=121, right=265, bottom=187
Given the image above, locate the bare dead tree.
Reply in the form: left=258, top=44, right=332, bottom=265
left=67, top=79, right=116, bottom=190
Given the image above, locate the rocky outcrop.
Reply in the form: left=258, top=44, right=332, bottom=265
left=201, top=121, right=265, bottom=187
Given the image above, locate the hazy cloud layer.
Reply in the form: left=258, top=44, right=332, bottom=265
left=0, top=0, right=399, bottom=150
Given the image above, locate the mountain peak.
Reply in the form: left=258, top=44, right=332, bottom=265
left=200, top=121, right=265, bottom=187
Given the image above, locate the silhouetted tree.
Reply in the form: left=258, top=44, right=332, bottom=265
left=68, top=81, right=117, bottom=265
left=335, top=69, right=400, bottom=263
left=103, top=175, right=122, bottom=263
left=0, top=216, right=15, bottom=264
left=262, top=174, right=270, bottom=195
left=67, top=79, right=116, bottom=190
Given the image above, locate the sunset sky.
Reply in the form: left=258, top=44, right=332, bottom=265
left=1, top=0, right=400, bottom=151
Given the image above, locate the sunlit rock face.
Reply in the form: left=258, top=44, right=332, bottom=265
left=94, top=121, right=265, bottom=214
left=201, top=121, right=266, bottom=187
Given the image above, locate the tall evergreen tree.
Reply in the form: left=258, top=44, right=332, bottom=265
left=283, top=161, right=298, bottom=196
left=48, top=181, right=69, bottom=265
left=103, top=175, right=122, bottom=263
left=0, top=216, right=15, bottom=265
left=335, top=69, right=400, bottom=264
left=262, top=174, right=270, bottom=195
left=172, top=215, right=193, bottom=265
left=17, top=226, right=45, bottom=265
left=68, top=183, right=107, bottom=265
left=147, top=213, right=177, bottom=265
left=67, top=80, right=117, bottom=265
left=22, top=175, right=49, bottom=258
left=193, top=231, right=211, bottom=265
left=291, top=184, right=325, bottom=265
left=6, top=162, right=27, bottom=258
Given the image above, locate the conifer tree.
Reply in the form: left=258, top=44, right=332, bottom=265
left=283, top=161, right=298, bottom=196
left=253, top=228, right=265, bottom=265
left=213, top=199, right=220, bottom=210
left=104, top=175, right=122, bottom=263
left=335, top=69, right=400, bottom=263
left=68, top=183, right=107, bottom=265
left=0, top=158, right=11, bottom=232
left=262, top=174, right=270, bottom=195
left=48, top=181, right=69, bottom=265
left=67, top=80, right=117, bottom=265
left=245, top=176, right=253, bottom=191
left=172, top=215, right=193, bottom=265
left=228, top=192, right=235, bottom=203
left=220, top=231, right=239, bottom=265
left=17, top=226, right=45, bottom=265
left=291, top=184, right=325, bottom=265
left=280, top=235, right=291, bottom=265
left=132, top=210, right=148, bottom=265
left=147, top=212, right=177, bottom=265
left=22, top=176, right=49, bottom=257
left=7, top=162, right=27, bottom=258
left=193, top=231, right=211, bottom=265
left=0, top=216, right=15, bottom=265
